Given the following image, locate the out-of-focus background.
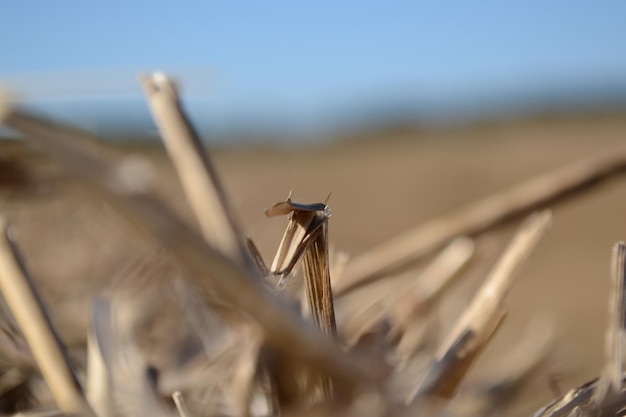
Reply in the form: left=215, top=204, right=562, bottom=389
left=1, top=2, right=626, bottom=415
left=1, top=2, right=625, bottom=143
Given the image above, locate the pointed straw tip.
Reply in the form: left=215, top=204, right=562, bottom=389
left=138, top=71, right=179, bottom=96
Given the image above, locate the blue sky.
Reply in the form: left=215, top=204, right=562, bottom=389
left=1, top=1, right=625, bottom=139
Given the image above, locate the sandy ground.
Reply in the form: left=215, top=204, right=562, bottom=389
left=2, top=115, right=626, bottom=415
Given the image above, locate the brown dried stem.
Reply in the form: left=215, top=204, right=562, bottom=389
left=301, top=222, right=337, bottom=340
left=336, top=149, right=626, bottom=296
left=268, top=198, right=337, bottom=338
left=268, top=198, right=338, bottom=400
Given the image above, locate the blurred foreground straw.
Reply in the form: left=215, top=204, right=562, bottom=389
left=0, top=91, right=381, bottom=394
left=0, top=218, right=92, bottom=415
left=140, top=73, right=256, bottom=273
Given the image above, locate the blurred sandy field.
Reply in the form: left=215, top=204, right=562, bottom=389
left=2, top=115, right=626, bottom=415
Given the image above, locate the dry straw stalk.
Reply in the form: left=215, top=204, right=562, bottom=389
left=140, top=73, right=254, bottom=271
left=336, top=148, right=626, bottom=295
left=0, top=218, right=92, bottom=415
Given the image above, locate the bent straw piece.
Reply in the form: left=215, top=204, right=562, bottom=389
left=593, top=241, right=626, bottom=410
left=0, top=218, right=92, bottom=415
left=268, top=197, right=330, bottom=279
left=336, top=149, right=626, bottom=296
left=269, top=198, right=337, bottom=399
left=140, top=74, right=254, bottom=271
left=409, top=210, right=552, bottom=402
left=270, top=209, right=317, bottom=278
left=0, top=99, right=380, bottom=390
left=268, top=198, right=336, bottom=337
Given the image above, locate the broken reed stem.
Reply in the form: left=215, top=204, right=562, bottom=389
left=0, top=98, right=380, bottom=392
left=140, top=73, right=253, bottom=270
left=302, top=222, right=337, bottom=399
left=0, top=218, right=92, bottom=415
left=593, top=241, right=626, bottom=409
left=266, top=198, right=338, bottom=400
left=266, top=200, right=337, bottom=336
left=173, top=391, right=191, bottom=417
left=302, top=222, right=337, bottom=340
left=410, top=210, right=552, bottom=402
left=336, top=149, right=626, bottom=296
